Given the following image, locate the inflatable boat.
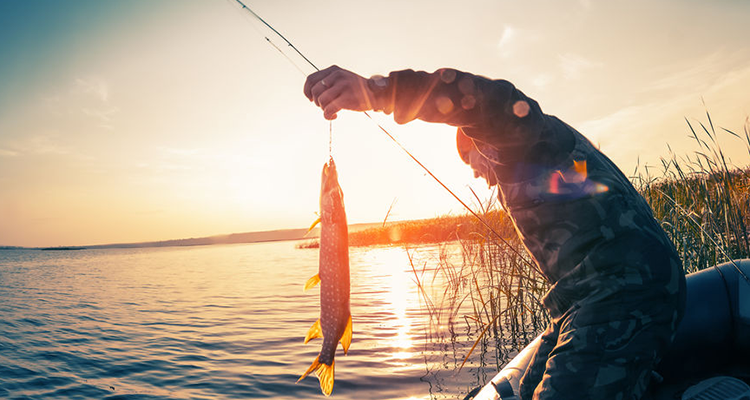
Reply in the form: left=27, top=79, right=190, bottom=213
left=466, top=260, right=750, bottom=400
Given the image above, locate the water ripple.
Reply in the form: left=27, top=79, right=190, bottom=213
left=0, top=243, right=497, bottom=399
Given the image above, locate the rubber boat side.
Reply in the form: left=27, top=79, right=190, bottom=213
left=468, top=259, right=750, bottom=400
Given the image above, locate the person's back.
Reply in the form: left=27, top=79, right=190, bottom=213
left=304, top=65, right=686, bottom=399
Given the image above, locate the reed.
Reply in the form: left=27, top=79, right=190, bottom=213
left=295, top=210, right=512, bottom=249
left=633, top=115, right=750, bottom=273
left=408, top=199, right=549, bottom=372
left=411, top=112, right=750, bottom=372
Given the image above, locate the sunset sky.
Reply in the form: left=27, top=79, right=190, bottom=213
left=1, top=0, right=749, bottom=247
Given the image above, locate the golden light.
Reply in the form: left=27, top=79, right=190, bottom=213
left=548, top=159, right=609, bottom=196
left=360, top=247, right=418, bottom=360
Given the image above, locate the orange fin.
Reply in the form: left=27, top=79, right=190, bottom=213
left=305, top=217, right=321, bottom=236
left=304, top=274, right=321, bottom=291
left=304, top=319, right=323, bottom=344
left=317, top=360, right=335, bottom=396
left=297, top=355, right=321, bottom=382
left=297, top=357, right=335, bottom=397
left=340, top=314, right=353, bottom=354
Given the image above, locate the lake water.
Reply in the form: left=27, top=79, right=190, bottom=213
left=0, top=241, right=526, bottom=399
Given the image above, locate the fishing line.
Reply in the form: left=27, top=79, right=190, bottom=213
left=229, top=0, right=538, bottom=272
left=225, top=0, right=310, bottom=75
left=230, top=0, right=318, bottom=72
left=265, top=37, right=309, bottom=76
left=329, top=120, right=333, bottom=160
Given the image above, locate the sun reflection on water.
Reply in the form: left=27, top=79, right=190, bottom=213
left=358, top=246, right=419, bottom=361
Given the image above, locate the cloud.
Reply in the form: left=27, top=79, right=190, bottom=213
left=75, top=77, right=110, bottom=102
left=558, top=53, right=603, bottom=80
left=576, top=69, right=750, bottom=173
left=35, top=77, right=120, bottom=132
left=0, top=148, right=18, bottom=157
left=161, top=147, right=202, bottom=157
left=70, top=77, right=120, bottom=130
left=26, top=134, right=72, bottom=155
left=145, top=147, right=207, bottom=173
left=0, top=134, right=72, bottom=157
left=645, top=49, right=750, bottom=96
left=497, top=25, right=516, bottom=58
left=82, top=106, right=120, bottom=130
left=531, top=73, right=553, bottom=89
left=578, top=105, right=646, bottom=140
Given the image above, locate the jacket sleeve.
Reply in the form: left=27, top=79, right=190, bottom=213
left=372, top=69, right=684, bottom=313
left=374, top=68, right=575, bottom=182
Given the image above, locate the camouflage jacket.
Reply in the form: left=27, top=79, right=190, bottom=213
left=373, top=68, right=682, bottom=318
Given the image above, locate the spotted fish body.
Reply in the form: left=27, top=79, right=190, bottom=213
left=298, top=158, right=352, bottom=396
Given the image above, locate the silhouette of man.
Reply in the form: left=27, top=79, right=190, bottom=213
left=304, top=66, right=686, bottom=400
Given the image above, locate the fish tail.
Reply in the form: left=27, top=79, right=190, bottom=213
left=297, top=356, right=335, bottom=396
left=317, top=359, right=334, bottom=396
left=303, top=319, right=323, bottom=344
left=297, top=355, right=320, bottom=382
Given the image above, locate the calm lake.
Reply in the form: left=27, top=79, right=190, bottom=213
left=0, top=241, right=527, bottom=399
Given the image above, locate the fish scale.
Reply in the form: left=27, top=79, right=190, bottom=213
left=298, top=158, right=352, bottom=396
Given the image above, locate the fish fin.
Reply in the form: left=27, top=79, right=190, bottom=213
left=297, top=357, right=335, bottom=396
left=305, top=217, right=321, bottom=236
left=297, top=355, right=321, bottom=382
left=304, top=274, right=321, bottom=291
left=316, top=360, right=335, bottom=396
left=340, top=314, right=353, bottom=354
left=304, top=319, right=323, bottom=344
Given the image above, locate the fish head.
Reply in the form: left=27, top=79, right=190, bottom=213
left=320, top=158, right=345, bottom=219
left=321, top=158, right=339, bottom=192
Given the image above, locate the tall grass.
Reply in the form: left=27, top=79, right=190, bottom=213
left=634, top=115, right=750, bottom=272
left=296, top=210, right=513, bottom=249
left=410, top=113, right=750, bottom=372
left=377, top=195, right=550, bottom=379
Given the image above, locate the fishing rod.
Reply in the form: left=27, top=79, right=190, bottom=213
left=229, top=0, right=539, bottom=273
left=231, top=0, right=318, bottom=72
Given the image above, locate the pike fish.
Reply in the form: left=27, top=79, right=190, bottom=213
left=298, top=158, right=352, bottom=396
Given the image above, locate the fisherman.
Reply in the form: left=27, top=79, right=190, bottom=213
left=304, top=66, right=687, bottom=399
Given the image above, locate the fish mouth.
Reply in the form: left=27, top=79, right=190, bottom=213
left=323, top=158, right=335, bottom=176
left=321, top=158, right=339, bottom=190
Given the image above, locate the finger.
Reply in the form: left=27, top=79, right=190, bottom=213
left=317, top=84, right=345, bottom=111
left=310, top=80, right=332, bottom=107
left=334, top=90, right=368, bottom=113
left=303, top=69, right=331, bottom=100
left=323, top=99, right=344, bottom=120
left=304, top=73, right=330, bottom=101
left=456, top=128, right=475, bottom=165
left=303, top=66, right=339, bottom=100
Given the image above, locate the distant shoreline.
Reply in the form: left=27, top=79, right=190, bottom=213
left=0, top=222, right=383, bottom=251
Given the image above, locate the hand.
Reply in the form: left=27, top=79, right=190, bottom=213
left=457, top=129, right=499, bottom=187
left=303, top=65, right=375, bottom=120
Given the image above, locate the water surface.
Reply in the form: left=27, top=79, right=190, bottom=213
left=0, top=242, right=518, bottom=399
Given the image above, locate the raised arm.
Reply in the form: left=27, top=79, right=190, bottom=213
left=304, top=65, right=575, bottom=183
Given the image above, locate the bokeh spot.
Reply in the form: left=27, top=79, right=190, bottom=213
left=436, top=96, right=454, bottom=114
left=461, top=95, right=476, bottom=110
left=439, top=69, right=456, bottom=84
left=513, top=100, right=530, bottom=118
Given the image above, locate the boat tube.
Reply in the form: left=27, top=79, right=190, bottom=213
left=468, top=259, right=750, bottom=400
